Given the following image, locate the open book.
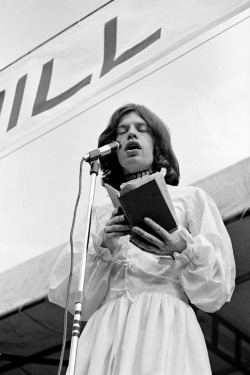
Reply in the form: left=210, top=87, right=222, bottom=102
left=105, top=172, right=178, bottom=246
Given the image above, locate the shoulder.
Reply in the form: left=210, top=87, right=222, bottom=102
left=168, top=184, right=206, bottom=202
left=168, top=185, right=214, bottom=215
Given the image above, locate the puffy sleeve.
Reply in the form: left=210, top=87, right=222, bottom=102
left=48, top=205, right=116, bottom=321
left=173, top=187, right=235, bottom=313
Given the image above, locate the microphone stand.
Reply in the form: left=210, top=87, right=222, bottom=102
left=68, top=159, right=100, bottom=375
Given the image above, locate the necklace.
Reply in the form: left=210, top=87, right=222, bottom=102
left=125, top=169, right=153, bottom=182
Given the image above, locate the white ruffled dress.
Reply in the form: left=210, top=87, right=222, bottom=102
left=49, top=184, right=235, bottom=375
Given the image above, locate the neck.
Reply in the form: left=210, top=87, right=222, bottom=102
left=124, top=169, right=153, bottom=182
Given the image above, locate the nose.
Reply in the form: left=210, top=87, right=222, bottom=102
left=127, top=124, right=138, bottom=139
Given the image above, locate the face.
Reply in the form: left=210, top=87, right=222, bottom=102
left=115, top=111, right=154, bottom=175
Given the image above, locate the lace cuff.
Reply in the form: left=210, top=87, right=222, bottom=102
left=91, top=233, right=129, bottom=263
left=173, top=227, right=200, bottom=269
left=91, top=233, right=114, bottom=262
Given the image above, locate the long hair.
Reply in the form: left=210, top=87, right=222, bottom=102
left=98, top=103, right=180, bottom=190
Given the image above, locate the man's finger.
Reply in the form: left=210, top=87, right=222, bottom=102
left=106, top=231, right=130, bottom=239
left=106, top=224, right=130, bottom=233
left=144, top=217, right=171, bottom=241
left=111, top=206, right=125, bottom=218
left=130, top=236, right=157, bottom=254
left=112, top=214, right=127, bottom=223
left=107, top=215, right=127, bottom=227
left=132, top=226, right=162, bottom=247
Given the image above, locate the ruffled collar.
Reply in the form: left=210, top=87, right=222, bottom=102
left=120, top=168, right=167, bottom=190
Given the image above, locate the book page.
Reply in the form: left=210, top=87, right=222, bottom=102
left=104, top=183, right=120, bottom=208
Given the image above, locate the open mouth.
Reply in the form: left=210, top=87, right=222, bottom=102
left=125, top=141, right=141, bottom=151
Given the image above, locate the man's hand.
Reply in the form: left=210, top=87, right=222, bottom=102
left=131, top=217, right=186, bottom=257
left=101, top=208, right=130, bottom=253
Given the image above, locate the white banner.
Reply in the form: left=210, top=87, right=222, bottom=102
left=0, top=0, right=249, bottom=158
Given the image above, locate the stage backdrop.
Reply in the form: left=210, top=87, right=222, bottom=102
left=0, top=0, right=249, bottom=158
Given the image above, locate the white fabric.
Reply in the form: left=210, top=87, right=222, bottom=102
left=49, top=184, right=235, bottom=375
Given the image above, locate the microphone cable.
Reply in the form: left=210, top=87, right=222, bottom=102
left=56, top=156, right=85, bottom=375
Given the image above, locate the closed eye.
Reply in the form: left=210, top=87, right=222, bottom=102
left=116, top=123, right=151, bottom=135
left=116, top=127, right=127, bottom=136
left=137, top=124, right=152, bottom=134
left=138, top=125, right=149, bottom=132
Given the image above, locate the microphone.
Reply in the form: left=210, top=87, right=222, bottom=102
left=84, top=141, right=121, bottom=162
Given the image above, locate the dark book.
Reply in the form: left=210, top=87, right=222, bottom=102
left=105, top=173, right=178, bottom=247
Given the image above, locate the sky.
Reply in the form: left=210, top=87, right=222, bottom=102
left=0, top=1, right=249, bottom=273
